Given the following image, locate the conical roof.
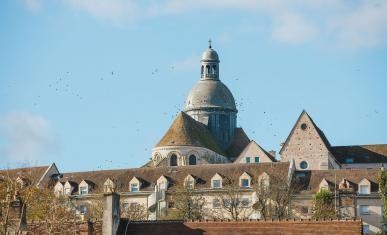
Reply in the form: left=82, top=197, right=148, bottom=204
left=155, top=112, right=225, bottom=155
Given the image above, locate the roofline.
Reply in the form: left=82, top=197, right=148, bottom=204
left=37, top=163, right=59, bottom=187
left=279, top=110, right=331, bottom=155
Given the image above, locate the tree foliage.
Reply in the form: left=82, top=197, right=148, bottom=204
left=379, top=169, right=387, bottom=225
left=312, top=189, right=336, bottom=219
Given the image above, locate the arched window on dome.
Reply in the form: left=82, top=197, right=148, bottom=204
left=212, top=65, right=217, bottom=75
left=189, top=155, right=197, bottom=165
left=206, top=65, right=210, bottom=75
left=170, top=154, right=178, bottom=166
left=201, top=66, right=204, bottom=76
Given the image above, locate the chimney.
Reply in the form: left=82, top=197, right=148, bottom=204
left=102, top=192, right=120, bottom=235
left=269, top=150, right=276, bottom=158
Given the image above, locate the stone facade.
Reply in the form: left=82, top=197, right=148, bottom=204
left=280, top=111, right=336, bottom=170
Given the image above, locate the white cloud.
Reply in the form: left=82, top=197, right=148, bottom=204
left=0, top=112, right=57, bottom=162
left=23, top=0, right=42, bottom=11
left=29, top=0, right=387, bottom=48
left=67, top=0, right=141, bottom=25
left=328, top=1, right=387, bottom=48
left=171, top=55, right=199, bottom=70
left=272, top=12, right=318, bottom=44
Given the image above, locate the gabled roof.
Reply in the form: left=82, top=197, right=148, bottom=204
left=156, top=112, right=225, bottom=155
left=279, top=110, right=331, bottom=155
left=226, top=128, right=250, bottom=161
left=234, top=140, right=276, bottom=162
left=330, top=144, right=387, bottom=164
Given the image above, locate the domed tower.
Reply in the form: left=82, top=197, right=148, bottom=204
left=184, top=42, right=237, bottom=149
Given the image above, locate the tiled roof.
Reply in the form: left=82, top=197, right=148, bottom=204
left=296, top=168, right=380, bottom=194
left=0, top=166, right=49, bottom=185
left=155, top=112, right=225, bottom=155
left=331, top=144, right=387, bottom=164
left=59, top=162, right=290, bottom=193
left=226, top=128, right=250, bottom=161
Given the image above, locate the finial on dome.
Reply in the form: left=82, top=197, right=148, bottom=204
left=208, top=39, right=212, bottom=49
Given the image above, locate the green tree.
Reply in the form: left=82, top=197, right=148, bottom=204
left=379, top=169, right=387, bottom=229
left=312, top=189, right=336, bottom=219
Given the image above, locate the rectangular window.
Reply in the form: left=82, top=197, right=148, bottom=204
left=158, top=182, right=166, bottom=190
left=212, top=179, right=221, bottom=188
left=245, top=157, right=250, bottom=163
left=345, top=157, right=354, bottom=163
left=359, top=185, right=369, bottom=194
left=223, top=199, right=231, bottom=207
left=212, top=199, right=221, bottom=209
left=186, top=180, right=194, bottom=189
left=64, top=187, right=71, bottom=195
left=79, top=205, right=87, bottom=215
left=301, top=206, right=309, bottom=214
left=363, top=224, right=370, bottom=234
left=130, top=183, right=139, bottom=192
left=130, top=202, right=139, bottom=209
left=360, top=205, right=370, bottom=215
left=122, top=203, right=129, bottom=210
left=80, top=186, right=88, bottom=195
left=255, top=156, right=260, bottom=163
left=241, top=179, right=249, bottom=188
left=241, top=198, right=249, bottom=207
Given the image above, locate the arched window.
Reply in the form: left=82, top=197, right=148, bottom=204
left=189, top=155, right=197, bottom=165
left=170, top=154, right=177, bottom=166
left=201, top=66, right=204, bottom=75
left=212, top=65, right=217, bottom=75
left=206, top=65, right=210, bottom=75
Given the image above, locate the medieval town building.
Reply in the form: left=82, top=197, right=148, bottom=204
left=1, top=44, right=387, bottom=234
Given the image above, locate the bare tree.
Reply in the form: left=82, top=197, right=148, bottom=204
left=252, top=172, right=295, bottom=220
left=165, top=182, right=206, bottom=220
left=121, top=202, right=147, bottom=221
left=212, top=175, right=253, bottom=221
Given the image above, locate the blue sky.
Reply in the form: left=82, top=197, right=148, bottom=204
left=1, top=0, right=386, bottom=172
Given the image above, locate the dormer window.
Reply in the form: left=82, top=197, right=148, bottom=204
left=80, top=186, right=88, bottom=195
left=184, top=175, right=195, bottom=189
left=130, top=183, right=139, bottom=192
left=345, top=157, right=354, bottom=163
left=239, top=172, right=251, bottom=188
left=358, top=179, right=371, bottom=195
left=79, top=180, right=93, bottom=195
left=129, top=176, right=142, bottom=192
left=104, top=178, right=116, bottom=193
left=211, top=173, right=223, bottom=189
left=157, top=175, right=169, bottom=191
left=319, top=179, right=330, bottom=192
left=212, top=180, right=221, bottom=188
left=241, top=179, right=249, bottom=188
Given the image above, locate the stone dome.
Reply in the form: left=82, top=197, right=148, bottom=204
left=184, top=79, right=237, bottom=112
left=201, top=48, right=219, bottom=62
